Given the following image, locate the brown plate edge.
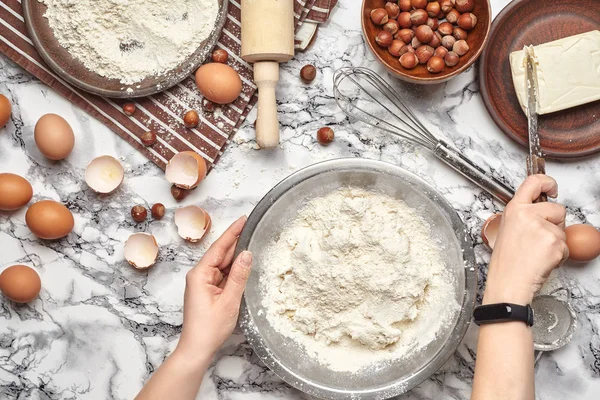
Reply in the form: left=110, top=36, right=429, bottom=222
left=478, top=0, right=600, bottom=160
left=21, top=0, right=229, bottom=99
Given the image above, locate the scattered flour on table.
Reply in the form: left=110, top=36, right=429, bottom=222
left=261, top=187, right=459, bottom=372
left=40, top=0, right=219, bottom=84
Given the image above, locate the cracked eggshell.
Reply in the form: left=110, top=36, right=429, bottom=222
left=165, top=151, right=207, bottom=189
left=481, top=213, right=501, bottom=249
left=85, top=156, right=124, bottom=194
left=124, top=233, right=159, bottom=270
left=174, top=206, right=211, bottom=242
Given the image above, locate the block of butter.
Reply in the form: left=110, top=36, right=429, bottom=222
left=509, top=30, right=600, bottom=115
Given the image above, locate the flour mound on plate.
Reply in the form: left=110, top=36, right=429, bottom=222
left=40, top=0, right=219, bottom=84
left=261, top=187, right=459, bottom=372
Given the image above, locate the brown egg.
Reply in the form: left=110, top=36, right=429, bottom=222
left=34, top=114, right=75, bottom=160
left=0, top=265, right=41, bottom=303
left=0, top=94, right=11, bottom=128
left=565, top=224, right=600, bottom=262
left=0, top=173, right=33, bottom=211
left=25, top=200, right=74, bottom=239
left=195, top=63, right=242, bottom=104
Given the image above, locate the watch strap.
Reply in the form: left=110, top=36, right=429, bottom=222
left=473, top=303, right=534, bottom=327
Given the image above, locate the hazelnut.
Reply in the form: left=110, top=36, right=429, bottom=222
left=131, top=205, right=147, bottom=223
left=300, top=64, right=317, bottom=83
left=317, top=127, right=334, bottom=145
left=396, top=28, right=415, bottom=44
left=375, top=30, right=394, bottom=48
left=457, top=13, right=477, bottom=31
left=385, top=2, right=400, bottom=19
left=397, top=12, right=413, bottom=28
left=398, top=44, right=414, bottom=56
left=171, top=184, right=190, bottom=201
left=410, top=9, right=428, bottom=25
left=453, top=27, right=468, bottom=41
left=438, top=22, right=454, bottom=36
left=455, top=0, right=474, bottom=13
left=151, top=203, right=165, bottom=220
left=427, top=56, right=445, bottom=73
left=370, top=8, right=389, bottom=25
left=452, top=39, right=470, bottom=56
left=399, top=52, right=419, bottom=69
left=426, top=1, right=440, bottom=17
left=446, top=8, right=460, bottom=24
left=383, top=19, right=400, bottom=35
left=399, top=0, right=412, bottom=12
left=211, top=49, right=228, bottom=63
left=415, top=45, right=434, bottom=64
left=441, top=35, right=456, bottom=50
left=426, top=17, right=439, bottom=30
left=202, top=99, right=216, bottom=112
left=183, top=110, right=200, bottom=128
left=388, top=40, right=406, bottom=57
left=440, top=0, right=455, bottom=13
left=434, top=46, right=448, bottom=58
left=122, top=103, right=136, bottom=116
left=411, top=36, right=422, bottom=48
left=414, top=25, right=433, bottom=43
left=141, top=131, right=157, bottom=146
left=445, top=51, right=460, bottom=67
left=411, top=0, right=427, bottom=9
left=429, top=31, right=442, bottom=48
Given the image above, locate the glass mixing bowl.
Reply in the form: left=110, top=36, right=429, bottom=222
left=235, top=158, right=476, bottom=399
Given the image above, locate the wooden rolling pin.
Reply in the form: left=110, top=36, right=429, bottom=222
left=241, top=0, right=294, bottom=149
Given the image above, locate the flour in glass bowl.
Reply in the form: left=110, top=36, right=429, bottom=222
left=261, top=187, right=459, bottom=372
left=39, top=0, right=219, bottom=84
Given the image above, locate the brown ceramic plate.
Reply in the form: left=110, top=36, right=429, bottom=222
left=479, top=0, right=600, bottom=159
left=22, top=0, right=228, bottom=98
left=362, top=0, right=491, bottom=84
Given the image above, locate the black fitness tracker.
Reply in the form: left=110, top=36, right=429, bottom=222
left=473, top=303, right=534, bottom=327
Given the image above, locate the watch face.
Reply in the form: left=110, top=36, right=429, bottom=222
left=474, top=304, right=512, bottom=321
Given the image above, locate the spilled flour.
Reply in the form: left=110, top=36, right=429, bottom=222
left=261, top=187, right=459, bottom=372
left=40, top=0, right=219, bottom=84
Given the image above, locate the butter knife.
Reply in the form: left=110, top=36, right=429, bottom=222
left=524, top=46, right=547, bottom=202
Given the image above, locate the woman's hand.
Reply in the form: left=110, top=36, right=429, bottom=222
left=484, top=175, right=569, bottom=306
left=176, top=216, right=253, bottom=360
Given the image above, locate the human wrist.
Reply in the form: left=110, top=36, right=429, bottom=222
left=483, top=281, right=533, bottom=306
left=172, top=342, right=214, bottom=375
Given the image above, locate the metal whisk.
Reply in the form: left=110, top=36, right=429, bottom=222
left=333, top=67, right=515, bottom=204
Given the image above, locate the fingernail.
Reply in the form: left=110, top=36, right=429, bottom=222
left=239, top=251, right=253, bottom=267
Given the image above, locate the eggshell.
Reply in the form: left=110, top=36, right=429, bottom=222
left=174, top=205, right=211, bottom=242
left=481, top=213, right=501, bottom=249
left=124, top=233, right=159, bottom=270
left=85, top=155, right=125, bottom=193
left=0, top=94, right=11, bottom=128
left=0, top=265, right=41, bottom=303
left=34, top=114, right=75, bottom=160
left=165, top=151, right=207, bottom=189
left=25, top=200, right=74, bottom=240
left=0, top=173, right=33, bottom=211
left=195, top=63, right=242, bottom=104
left=565, top=224, right=600, bottom=262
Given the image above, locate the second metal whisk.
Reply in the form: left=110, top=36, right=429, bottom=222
left=333, top=67, right=514, bottom=204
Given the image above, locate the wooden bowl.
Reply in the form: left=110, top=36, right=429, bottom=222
left=361, top=0, right=491, bottom=84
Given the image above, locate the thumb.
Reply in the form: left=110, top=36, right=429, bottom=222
left=222, top=251, right=253, bottom=308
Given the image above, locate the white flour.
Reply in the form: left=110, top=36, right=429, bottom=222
left=40, top=0, right=219, bottom=84
left=261, top=187, right=459, bottom=372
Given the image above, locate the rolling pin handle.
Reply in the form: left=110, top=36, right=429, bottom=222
left=254, top=61, right=280, bottom=149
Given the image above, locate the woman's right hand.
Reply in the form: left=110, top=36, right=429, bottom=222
left=484, top=175, right=569, bottom=306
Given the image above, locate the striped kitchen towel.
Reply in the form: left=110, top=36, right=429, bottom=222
left=0, top=0, right=336, bottom=170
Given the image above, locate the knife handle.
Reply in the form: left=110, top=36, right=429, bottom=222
left=527, top=155, right=548, bottom=203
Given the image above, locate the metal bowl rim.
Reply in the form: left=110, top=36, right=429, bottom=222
left=236, top=158, right=477, bottom=400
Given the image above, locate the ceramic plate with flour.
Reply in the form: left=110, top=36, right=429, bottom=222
left=22, top=0, right=229, bottom=98
left=237, top=159, right=477, bottom=400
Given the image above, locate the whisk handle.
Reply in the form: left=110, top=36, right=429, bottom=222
left=434, top=142, right=515, bottom=204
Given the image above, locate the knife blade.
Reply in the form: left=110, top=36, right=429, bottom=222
left=524, top=45, right=547, bottom=202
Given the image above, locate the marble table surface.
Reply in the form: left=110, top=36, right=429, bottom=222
left=1, top=1, right=599, bottom=399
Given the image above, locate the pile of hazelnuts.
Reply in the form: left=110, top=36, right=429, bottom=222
left=371, top=0, right=478, bottom=73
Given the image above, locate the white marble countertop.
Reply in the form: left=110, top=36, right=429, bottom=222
left=1, top=1, right=599, bottom=399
